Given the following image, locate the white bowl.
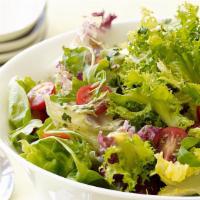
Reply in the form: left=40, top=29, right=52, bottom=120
left=0, top=22, right=199, bottom=200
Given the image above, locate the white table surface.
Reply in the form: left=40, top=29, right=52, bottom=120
left=7, top=0, right=200, bottom=199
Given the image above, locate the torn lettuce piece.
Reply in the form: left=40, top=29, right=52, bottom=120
left=44, top=95, right=122, bottom=148
left=16, top=76, right=36, bottom=93
left=177, top=137, right=200, bottom=167
left=150, top=84, right=194, bottom=129
left=155, top=152, right=200, bottom=185
left=21, top=138, right=75, bottom=177
left=10, top=119, right=42, bottom=152
left=36, top=118, right=55, bottom=138
left=182, top=83, right=200, bottom=105
left=62, top=46, right=89, bottom=77
left=159, top=174, right=200, bottom=196
left=8, top=78, right=31, bottom=129
left=21, top=137, right=109, bottom=187
left=62, top=46, right=103, bottom=85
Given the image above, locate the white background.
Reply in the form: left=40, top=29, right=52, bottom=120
left=9, top=0, right=200, bottom=199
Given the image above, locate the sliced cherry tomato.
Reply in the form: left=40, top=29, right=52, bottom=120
left=28, top=82, right=55, bottom=111
left=154, top=127, right=187, bottom=161
left=95, top=102, right=108, bottom=115
left=32, top=110, right=48, bottom=122
left=76, top=84, right=111, bottom=115
left=42, top=132, right=71, bottom=139
left=101, top=85, right=112, bottom=93
left=76, top=85, right=95, bottom=105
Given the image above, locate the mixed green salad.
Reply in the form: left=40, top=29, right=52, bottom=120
left=8, top=3, right=200, bottom=196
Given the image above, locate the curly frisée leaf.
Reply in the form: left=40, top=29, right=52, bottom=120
left=120, top=69, right=193, bottom=129
left=128, top=3, right=200, bottom=83
left=108, top=94, right=165, bottom=130
left=189, top=128, right=200, bottom=139
left=100, top=134, right=155, bottom=191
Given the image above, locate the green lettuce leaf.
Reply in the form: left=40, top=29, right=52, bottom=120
left=159, top=174, right=200, bottom=196
left=16, top=76, right=36, bottom=93
left=8, top=78, right=31, bottom=129
left=182, top=83, right=200, bottom=105
left=44, top=95, right=122, bottom=148
left=63, top=46, right=88, bottom=76
left=21, top=138, right=76, bottom=177
left=10, top=119, right=42, bottom=152
left=150, top=84, right=194, bottom=129
left=155, top=152, right=200, bottom=185
left=177, top=137, right=200, bottom=167
left=21, top=136, right=109, bottom=187
left=36, top=118, right=55, bottom=138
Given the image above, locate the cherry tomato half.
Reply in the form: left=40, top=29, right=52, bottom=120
left=76, top=85, right=95, bottom=105
left=28, top=82, right=55, bottom=111
left=76, top=84, right=111, bottom=115
left=95, top=102, right=108, bottom=115
left=42, top=132, right=71, bottom=139
left=31, top=110, right=48, bottom=122
left=154, top=127, right=187, bottom=161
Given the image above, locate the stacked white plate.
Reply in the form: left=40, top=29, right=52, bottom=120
left=0, top=0, right=47, bottom=64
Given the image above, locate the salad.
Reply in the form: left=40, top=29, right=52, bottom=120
left=8, top=3, right=200, bottom=196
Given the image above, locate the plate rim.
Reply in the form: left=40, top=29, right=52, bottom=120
left=0, top=10, right=47, bottom=53
left=0, top=0, right=46, bottom=42
left=0, top=18, right=47, bottom=64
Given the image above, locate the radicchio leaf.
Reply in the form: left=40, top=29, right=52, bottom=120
left=118, top=120, right=135, bottom=136
left=55, top=62, right=72, bottom=96
left=73, top=11, right=117, bottom=51
left=98, top=120, right=134, bottom=151
left=77, top=72, right=83, bottom=81
left=98, top=131, right=115, bottom=152
left=138, top=125, right=162, bottom=146
left=100, top=14, right=117, bottom=29
left=135, top=175, right=165, bottom=195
